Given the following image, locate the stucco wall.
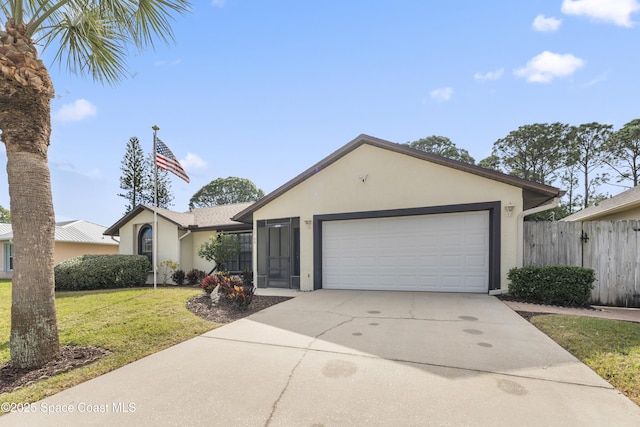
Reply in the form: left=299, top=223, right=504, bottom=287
left=54, top=242, right=118, bottom=265
left=253, top=144, right=523, bottom=291
left=587, top=206, right=640, bottom=221
left=117, top=210, right=182, bottom=283
left=0, top=241, right=118, bottom=279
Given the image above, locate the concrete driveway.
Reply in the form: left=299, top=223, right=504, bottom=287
left=2, top=290, right=639, bottom=426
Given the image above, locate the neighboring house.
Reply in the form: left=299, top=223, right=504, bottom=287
left=103, top=203, right=253, bottom=283
left=232, top=134, right=562, bottom=293
left=562, top=186, right=640, bottom=221
left=0, top=220, right=119, bottom=279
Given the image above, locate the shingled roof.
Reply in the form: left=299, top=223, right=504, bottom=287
left=103, top=203, right=254, bottom=236
left=562, top=185, right=640, bottom=221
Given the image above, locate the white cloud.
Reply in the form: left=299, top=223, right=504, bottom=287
left=474, top=68, right=504, bottom=81
left=532, top=14, right=563, bottom=32
left=53, top=99, right=97, bottom=122
left=429, top=87, right=453, bottom=102
left=561, top=0, right=639, bottom=27
left=180, top=153, right=207, bottom=170
left=211, top=0, right=226, bottom=7
left=514, top=51, right=585, bottom=83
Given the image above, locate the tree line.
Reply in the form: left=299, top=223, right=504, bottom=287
left=406, top=119, right=640, bottom=220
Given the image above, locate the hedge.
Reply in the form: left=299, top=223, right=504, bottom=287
left=507, top=265, right=595, bottom=307
left=55, top=254, right=150, bottom=291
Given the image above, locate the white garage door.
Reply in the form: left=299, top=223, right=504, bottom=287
left=322, top=211, right=489, bottom=292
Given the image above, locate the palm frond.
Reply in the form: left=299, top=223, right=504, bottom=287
left=47, top=5, right=129, bottom=85
left=4, top=0, right=191, bottom=85
left=131, top=0, right=190, bottom=48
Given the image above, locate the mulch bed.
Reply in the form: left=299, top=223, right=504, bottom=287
left=515, top=311, right=550, bottom=322
left=186, top=293, right=293, bottom=324
left=0, top=346, right=110, bottom=395
left=0, top=293, right=291, bottom=396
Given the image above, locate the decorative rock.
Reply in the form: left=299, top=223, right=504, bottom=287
left=210, top=284, right=220, bottom=306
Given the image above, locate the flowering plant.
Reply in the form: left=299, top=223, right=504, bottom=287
left=201, top=271, right=242, bottom=295
left=201, top=271, right=255, bottom=309
left=201, top=275, right=219, bottom=294
left=228, top=285, right=255, bottom=310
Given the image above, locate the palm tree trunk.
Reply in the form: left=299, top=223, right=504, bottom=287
left=0, top=23, right=59, bottom=369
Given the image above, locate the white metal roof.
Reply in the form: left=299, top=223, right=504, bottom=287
left=0, top=220, right=119, bottom=245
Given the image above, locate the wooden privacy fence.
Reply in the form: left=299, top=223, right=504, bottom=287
left=523, top=221, right=640, bottom=308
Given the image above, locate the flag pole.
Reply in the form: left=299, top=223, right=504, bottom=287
left=152, top=125, right=159, bottom=291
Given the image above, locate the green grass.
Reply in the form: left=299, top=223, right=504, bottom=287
left=0, top=281, right=216, bottom=406
left=532, top=314, right=640, bottom=405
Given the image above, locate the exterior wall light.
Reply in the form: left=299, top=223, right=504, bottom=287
left=504, top=203, right=515, bottom=217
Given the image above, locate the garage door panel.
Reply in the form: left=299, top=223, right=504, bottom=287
left=322, top=211, right=489, bottom=293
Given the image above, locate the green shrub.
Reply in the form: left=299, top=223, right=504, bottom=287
left=55, top=255, right=150, bottom=291
left=171, top=269, right=186, bottom=286
left=240, top=269, right=253, bottom=288
left=158, top=259, right=179, bottom=285
left=186, top=269, right=206, bottom=286
left=507, top=265, right=595, bottom=307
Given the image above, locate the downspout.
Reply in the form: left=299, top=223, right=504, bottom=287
left=178, top=230, right=192, bottom=268
left=516, top=197, right=561, bottom=268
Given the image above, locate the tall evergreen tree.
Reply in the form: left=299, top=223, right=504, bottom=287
left=117, top=138, right=174, bottom=212
left=605, top=118, right=640, bottom=187
left=118, top=137, right=148, bottom=214
left=492, top=123, right=570, bottom=185
left=567, top=123, right=613, bottom=209
left=147, top=153, right=174, bottom=209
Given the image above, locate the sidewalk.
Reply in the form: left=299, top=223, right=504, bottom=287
left=502, top=300, right=640, bottom=323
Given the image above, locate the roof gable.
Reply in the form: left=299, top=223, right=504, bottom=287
left=232, top=134, right=562, bottom=223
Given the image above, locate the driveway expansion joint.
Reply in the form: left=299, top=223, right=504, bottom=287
left=199, top=336, right=611, bottom=391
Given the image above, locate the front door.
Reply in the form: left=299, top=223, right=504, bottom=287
left=267, top=222, right=290, bottom=288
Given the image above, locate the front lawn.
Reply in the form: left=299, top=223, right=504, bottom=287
left=0, top=281, right=216, bottom=407
left=532, top=314, right=640, bottom=406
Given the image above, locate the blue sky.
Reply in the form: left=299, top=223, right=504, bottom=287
left=2, top=0, right=639, bottom=226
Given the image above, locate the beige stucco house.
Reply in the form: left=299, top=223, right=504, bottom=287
left=562, top=185, right=640, bottom=221
left=105, top=134, right=562, bottom=293
left=103, top=203, right=253, bottom=282
left=232, top=134, right=562, bottom=293
left=0, top=220, right=119, bottom=279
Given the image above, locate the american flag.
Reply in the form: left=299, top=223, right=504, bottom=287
left=155, top=138, right=190, bottom=183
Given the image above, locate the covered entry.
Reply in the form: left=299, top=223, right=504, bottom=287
left=257, top=218, right=300, bottom=288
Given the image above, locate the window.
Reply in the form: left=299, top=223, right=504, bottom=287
left=225, top=233, right=252, bottom=272
left=4, top=243, right=13, bottom=272
left=138, top=225, right=153, bottom=266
